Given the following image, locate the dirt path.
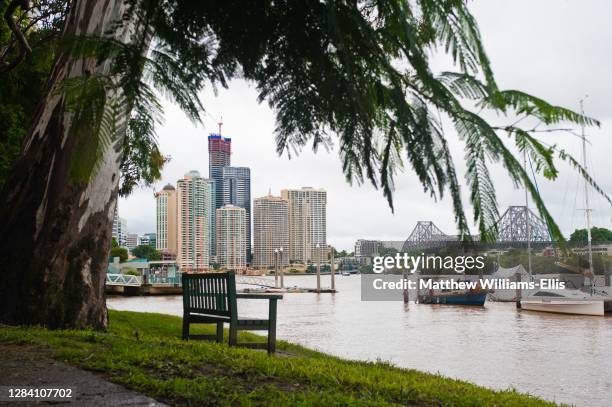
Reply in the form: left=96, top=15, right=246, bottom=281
left=0, top=344, right=167, bottom=406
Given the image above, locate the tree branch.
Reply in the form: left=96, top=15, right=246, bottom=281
left=1, top=0, right=33, bottom=75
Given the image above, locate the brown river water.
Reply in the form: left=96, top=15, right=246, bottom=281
left=108, top=274, right=612, bottom=406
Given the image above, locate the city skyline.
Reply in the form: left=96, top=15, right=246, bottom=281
left=118, top=0, right=612, bottom=251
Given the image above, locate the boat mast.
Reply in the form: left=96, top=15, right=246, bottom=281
left=524, top=150, right=532, bottom=276
left=580, top=98, right=594, bottom=281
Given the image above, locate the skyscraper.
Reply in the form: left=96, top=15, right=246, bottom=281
left=155, top=184, right=177, bottom=256
left=253, top=194, right=289, bottom=268
left=177, top=171, right=215, bottom=271
left=208, top=133, right=231, bottom=210
left=111, top=206, right=127, bottom=247
left=216, top=205, right=247, bottom=271
left=222, top=166, right=251, bottom=261
left=281, top=187, right=327, bottom=263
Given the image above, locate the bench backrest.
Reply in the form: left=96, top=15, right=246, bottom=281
left=182, top=272, right=237, bottom=319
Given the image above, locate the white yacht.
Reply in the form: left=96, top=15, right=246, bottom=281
left=518, top=99, right=611, bottom=317
left=520, top=288, right=607, bottom=316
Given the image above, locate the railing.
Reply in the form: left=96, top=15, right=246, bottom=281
left=236, top=275, right=276, bottom=288
left=106, top=273, right=142, bottom=286
left=147, top=274, right=182, bottom=285
left=106, top=272, right=276, bottom=288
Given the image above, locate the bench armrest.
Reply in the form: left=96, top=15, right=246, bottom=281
left=236, top=293, right=283, bottom=300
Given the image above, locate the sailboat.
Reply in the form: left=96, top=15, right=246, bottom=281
left=519, top=99, right=608, bottom=316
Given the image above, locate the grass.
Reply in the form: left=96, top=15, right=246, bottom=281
left=0, top=310, right=557, bottom=406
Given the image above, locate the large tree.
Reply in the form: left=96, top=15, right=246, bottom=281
left=569, top=227, right=612, bottom=244
left=0, top=0, right=610, bottom=329
left=131, top=244, right=161, bottom=260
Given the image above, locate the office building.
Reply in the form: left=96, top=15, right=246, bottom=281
left=177, top=170, right=215, bottom=271
left=155, top=184, right=177, bottom=255
left=355, top=239, right=381, bottom=258
left=126, top=233, right=139, bottom=251
left=141, top=232, right=157, bottom=248
left=216, top=205, right=247, bottom=271
left=281, top=187, right=327, bottom=263
left=253, top=194, right=289, bottom=268
left=222, top=166, right=251, bottom=261
left=208, top=133, right=231, bottom=210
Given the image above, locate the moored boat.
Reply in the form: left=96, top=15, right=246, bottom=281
left=519, top=289, right=606, bottom=316
left=420, top=290, right=488, bottom=306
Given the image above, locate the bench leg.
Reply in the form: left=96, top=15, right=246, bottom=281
left=216, top=322, right=224, bottom=343
left=182, top=316, right=189, bottom=340
left=229, top=324, right=237, bottom=346
left=267, top=299, right=278, bottom=354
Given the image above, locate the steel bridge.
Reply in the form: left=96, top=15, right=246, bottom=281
left=401, top=221, right=457, bottom=252
left=495, top=205, right=551, bottom=242
left=400, top=206, right=552, bottom=251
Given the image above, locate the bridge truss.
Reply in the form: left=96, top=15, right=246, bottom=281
left=399, top=206, right=552, bottom=252
left=495, top=206, right=550, bottom=242
left=106, top=273, right=142, bottom=286
left=235, top=275, right=276, bottom=288
left=401, top=221, right=457, bottom=252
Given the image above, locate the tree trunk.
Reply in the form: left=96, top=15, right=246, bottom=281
left=0, top=0, right=146, bottom=329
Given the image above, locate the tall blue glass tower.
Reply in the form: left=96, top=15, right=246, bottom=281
left=222, top=166, right=251, bottom=261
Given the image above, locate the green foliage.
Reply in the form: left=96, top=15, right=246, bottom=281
left=5, top=0, right=612, bottom=243
left=359, top=264, right=373, bottom=274
left=333, top=249, right=356, bottom=259
left=0, top=1, right=165, bottom=194
left=0, top=30, right=57, bottom=188
left=569, top=227, right=612, bottom=244
left=379, top=246, right=398, bottom=257
left=112, top=237, right=118, bottom=248
left=335, top=250, right=348, bottom=258
left=306, top=264, right=330, bottom=273
left=131, top=245, right=161, bottom=261
left=110, top=246, right=128, bottom=263
left=498, top=247, right=610, bottom=275
left=0, top=310, right=555, bottom=406
left=122, top=268, right=140, bottom=276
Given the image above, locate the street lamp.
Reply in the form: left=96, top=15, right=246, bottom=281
left=279, top=246, right=284, bottom=289
left=316, top=243, right=321, bottom=293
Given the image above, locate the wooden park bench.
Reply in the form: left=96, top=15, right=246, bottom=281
left=181, top=272, right=283, bottom=353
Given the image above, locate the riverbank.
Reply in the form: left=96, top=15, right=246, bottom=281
left=0, top=310, right=554, bottom=406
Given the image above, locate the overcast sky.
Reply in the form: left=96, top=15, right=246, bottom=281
left=119, top=0, right=612, bottom=251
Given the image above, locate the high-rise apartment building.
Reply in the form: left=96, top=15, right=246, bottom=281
left=281, top=187, right=327, bottom=263
left=208, top=134, right=231, bottom=210
left=222, top=166, right=251, bottom=261
left=111, top=206, right=127, bottom=247
left=253, top=194, right=289, bottom=268
left=177, top=171, right=215, bottom=271
left=216, top=205, right=247, bottom=271
left=155, top=184, right=177, bottom=256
